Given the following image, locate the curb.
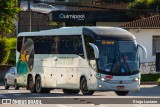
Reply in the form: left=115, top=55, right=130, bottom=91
left=141, top=82, right=157, bottom=85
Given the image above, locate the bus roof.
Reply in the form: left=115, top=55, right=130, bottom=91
left=18, top=27, right=135, bottom=40
left=18, top=27, right=83, bottom=37
left=83, top=27, right=135, bottom=40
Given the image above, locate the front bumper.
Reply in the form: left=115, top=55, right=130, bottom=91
left=95, top=79, right=140, bottom=92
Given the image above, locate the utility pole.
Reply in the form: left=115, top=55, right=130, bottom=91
left=28, top=0, right=31, bottom=32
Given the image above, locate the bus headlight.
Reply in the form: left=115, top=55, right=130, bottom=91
left=133, top=77, right=139, bottom=82
left=95, top=75, right=113, bottom=81
left=95, top=75, right=101, bottom=80
left=95, top=75, right=106, bottom=81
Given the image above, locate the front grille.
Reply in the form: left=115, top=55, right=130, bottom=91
left=106, top=80, right=135, bottom=84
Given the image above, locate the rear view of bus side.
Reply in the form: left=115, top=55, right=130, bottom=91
left=16, top=27, right=147, bottom=96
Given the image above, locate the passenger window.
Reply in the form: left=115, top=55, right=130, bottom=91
left=18, top=36, right=83, bottom=56
left=52, top=35, right=84, bottom=56
left=17, top=37, right=23, bottom=53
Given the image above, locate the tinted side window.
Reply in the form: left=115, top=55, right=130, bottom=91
left=56, top=35, right=83, bottom=55
left=34, top=36, right=52, bottom=54
left=84, top=35, right=95, bottom=59
left=17, top=36, right=83, bottom=55
left=17, top=37, right=23, bottom=53
left=17, top=36, right=52, bottom=54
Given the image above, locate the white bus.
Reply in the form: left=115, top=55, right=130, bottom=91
left=16, top=27, right=147, bottom=96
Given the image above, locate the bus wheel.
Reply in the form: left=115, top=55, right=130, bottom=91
left=29, top=77, right=36, bottom=93
left=14, top=80, right=19, bottom=90
left=35, top=76, right=43, bottom=93
left=115, top=91, right=129, bottom=96
left=80, top=77, right=94, bottom=95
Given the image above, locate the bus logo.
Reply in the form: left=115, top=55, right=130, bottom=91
left=120, top=80, right=123, bottom=84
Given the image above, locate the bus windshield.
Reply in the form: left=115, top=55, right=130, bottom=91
left=96, top=40, right=139, bottom=75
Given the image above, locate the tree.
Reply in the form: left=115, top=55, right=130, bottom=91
left=0, top=0, right=20, bottom=64
left=0, top=0, right=20, bottom=38
left=128, top=0, right=160, bottom=19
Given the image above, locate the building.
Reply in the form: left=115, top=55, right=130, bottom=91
left=18, top=1, right=60, bottom=33
left=120, top=14, right=160, bottom=74
left=18, top=11, right=57, bottom=32
left=48, top=1, right=131, bottom=27
left=18, top=0, right=131, bottom=33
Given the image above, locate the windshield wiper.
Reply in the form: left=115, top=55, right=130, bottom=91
left=110, top=43, right=118, bottom=72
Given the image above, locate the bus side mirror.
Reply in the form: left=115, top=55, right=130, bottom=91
left=89, top=43, right=99, bottom=59
left=138, top=44, right=147, bottom=59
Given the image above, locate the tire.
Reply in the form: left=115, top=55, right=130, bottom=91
left=35, top=76, right=50, bottom=93
left=63, top=89, right=80, bottom=94
left=29, top=76, right=36, bottom=93
left=80, top=77, right=94, bottom=95
left=4, top=80, right=9, bottom=90
left=14, top=80, right=19, bottom=90
left=115, top=91, right=129, bottom=96
left=35, top=76, right=43, bottom=93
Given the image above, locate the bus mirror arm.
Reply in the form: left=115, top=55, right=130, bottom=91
left=138, top=44, right=147, bottom=59
left=89, top=43, right=99, bottom=59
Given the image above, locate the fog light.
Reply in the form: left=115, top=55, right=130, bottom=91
left=101, top=78, right=105, bottom=81
left=99, top=85, right=102, bottom=88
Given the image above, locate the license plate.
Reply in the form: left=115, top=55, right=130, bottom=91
left=117, top=86, right=125, bottom=89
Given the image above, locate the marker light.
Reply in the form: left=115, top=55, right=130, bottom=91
left=105, top=75, right=113, bottom=79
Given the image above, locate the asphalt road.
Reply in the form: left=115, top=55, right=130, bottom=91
left=0, top=85, right=160, bottom=107
left=0, top=85, right=160, bottom=97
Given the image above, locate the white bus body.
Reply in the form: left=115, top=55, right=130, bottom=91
left=16, top=27, right=147, bottom=96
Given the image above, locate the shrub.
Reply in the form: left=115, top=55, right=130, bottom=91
left=8, top=48, right=16, bottom=65
left=157, top=78, right=160, bottom=86
left=7, top=38, right=16, bottom=49
left=7, top=38, right=17, bottom=65
left=128, top=0, right=160, bottom=19
left=0, top=38, right=10, bottom=64
left=141, top=74, right=160, bottom=82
